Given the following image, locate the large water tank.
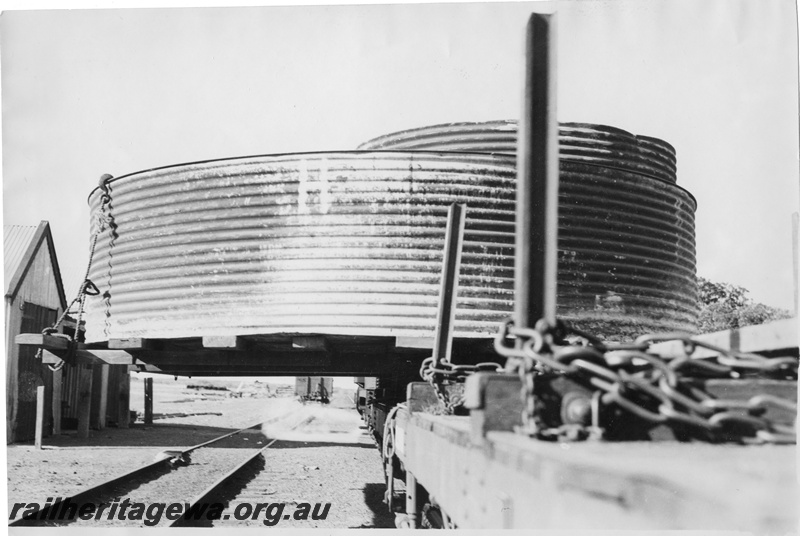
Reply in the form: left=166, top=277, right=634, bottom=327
left=85, top=152, right=517, bottom=343
left=359, top=121, right=698, bottom=339
left=358, top=120, right=678, bottom=184
left=85, top=122, right=697, bottom=343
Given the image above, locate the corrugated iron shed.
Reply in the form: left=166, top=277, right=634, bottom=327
left=4, top=221, right=69, bottom=443
left=4, top=221, right=67, bottom=307
left=5, top=225, right=39, bottom=293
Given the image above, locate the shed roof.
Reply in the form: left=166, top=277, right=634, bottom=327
left=4, top=225, right=38, bottom=287
left=4, top=221, right=67, bottom=309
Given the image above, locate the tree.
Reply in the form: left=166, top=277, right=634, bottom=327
left=696, top=276, right=792, bottom=333
left=698, top=278, right=749, bottom=309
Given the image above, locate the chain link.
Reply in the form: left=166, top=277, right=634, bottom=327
left=494, top=318, right=798, bottom=443
left=37, top=175, right=114, bottom=371
left=419, top=357, right=503, bottom=414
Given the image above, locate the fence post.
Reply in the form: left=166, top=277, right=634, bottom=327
left=144, top=377, right=153, bottom=425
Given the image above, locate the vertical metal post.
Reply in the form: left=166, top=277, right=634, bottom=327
left=433, top=203, right=467, bottom=364
left=515, top=13, right=559, bottom=331
left=144, top=377, right=153, bottom=425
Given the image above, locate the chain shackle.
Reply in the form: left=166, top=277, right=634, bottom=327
left=493, top=317, right=798, bottom=444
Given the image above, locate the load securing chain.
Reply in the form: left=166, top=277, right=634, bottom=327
left=38, top=174, right=114, bottom=371
left=494, top=318, right=798, bottom=444
left=419, top=357, right=503, bottom=415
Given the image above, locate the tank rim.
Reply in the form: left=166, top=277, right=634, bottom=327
left=88, top=149, right=695, bottom=208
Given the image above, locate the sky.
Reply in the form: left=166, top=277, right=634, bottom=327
left=2, top=0, right=799, bottom=312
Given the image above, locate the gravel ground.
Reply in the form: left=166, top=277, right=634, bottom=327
left=209, top=405, right=394, bottom=528
left=217, top=441, right=394, bottom=528
left=7, top=377, right=392, bottom=528
left=7, top=445, right=156, bottom=515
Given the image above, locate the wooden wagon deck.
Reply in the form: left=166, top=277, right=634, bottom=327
left=386, top=318, right=799, bottom=530
left=395, top=408, right=797, bottom=530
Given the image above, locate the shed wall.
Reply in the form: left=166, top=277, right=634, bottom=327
left=5, top=243, right=63, bottom=443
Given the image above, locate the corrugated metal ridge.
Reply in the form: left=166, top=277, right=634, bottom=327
left=3, top=221, right=68, bottom=308
left=90, top=150, right=695, bottom=215
left=4, top=224, right=39, bottom=292
left=86, top=150, right=513, bottom=202
left=84, top=151, right=698, bottom=342
left=360, top=120, right=675, bottom=155
left=357, top=121, right=679, bottom=185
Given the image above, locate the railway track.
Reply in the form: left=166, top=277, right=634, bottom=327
left=169, top=431, right=294, bottom=527
left=9, top=410, right=310, bottom=527
left=176, top=407, right=376, bottom=528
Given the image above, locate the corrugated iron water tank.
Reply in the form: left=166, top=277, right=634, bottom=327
left=359, top=121, right=699, bottom=339
left=85, top=153, right=518, bottom=343
left=85, top=121, right=697, bottom=343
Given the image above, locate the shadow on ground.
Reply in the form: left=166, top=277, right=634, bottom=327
left=349, top=483, right=395, bottom=528
left=264, top=439, right=377, bottom=450
left=23, top=423, right=266, bottom=449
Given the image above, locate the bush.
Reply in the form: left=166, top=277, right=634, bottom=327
left=697, top=277, right=792, bottom=333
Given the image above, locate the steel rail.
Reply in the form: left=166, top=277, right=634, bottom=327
left=9, top=457, right=174, bottom=527
left=8, top=413, right=297, bottom=527
left=171, top=415, right=316, bottom=527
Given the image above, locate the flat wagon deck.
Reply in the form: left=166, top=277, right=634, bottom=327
left=394, top=407, right=796, bottom=530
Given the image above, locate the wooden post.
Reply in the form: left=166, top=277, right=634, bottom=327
left=77, top=364, right=93, bottom=439
left=51, top=367, right=62, bottom=436
left=144, top=377, right=153, bottom=425
left=118, top=366, right=130, bottom=428
left=97, top=365, right=109, bottom=429
left=34, top=383, right=45, bottom=449
left=405, top=472, right=421, bottom=528
left=90, top=365, right=102, bottom=429
left=464, top=373, right=524, bottom=445
left=106, top=365, right=118, bottom=425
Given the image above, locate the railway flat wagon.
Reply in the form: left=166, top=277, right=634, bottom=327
left=15, top=11, right=796, bottom=533
left=295, top=376, right=333, bottom=403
